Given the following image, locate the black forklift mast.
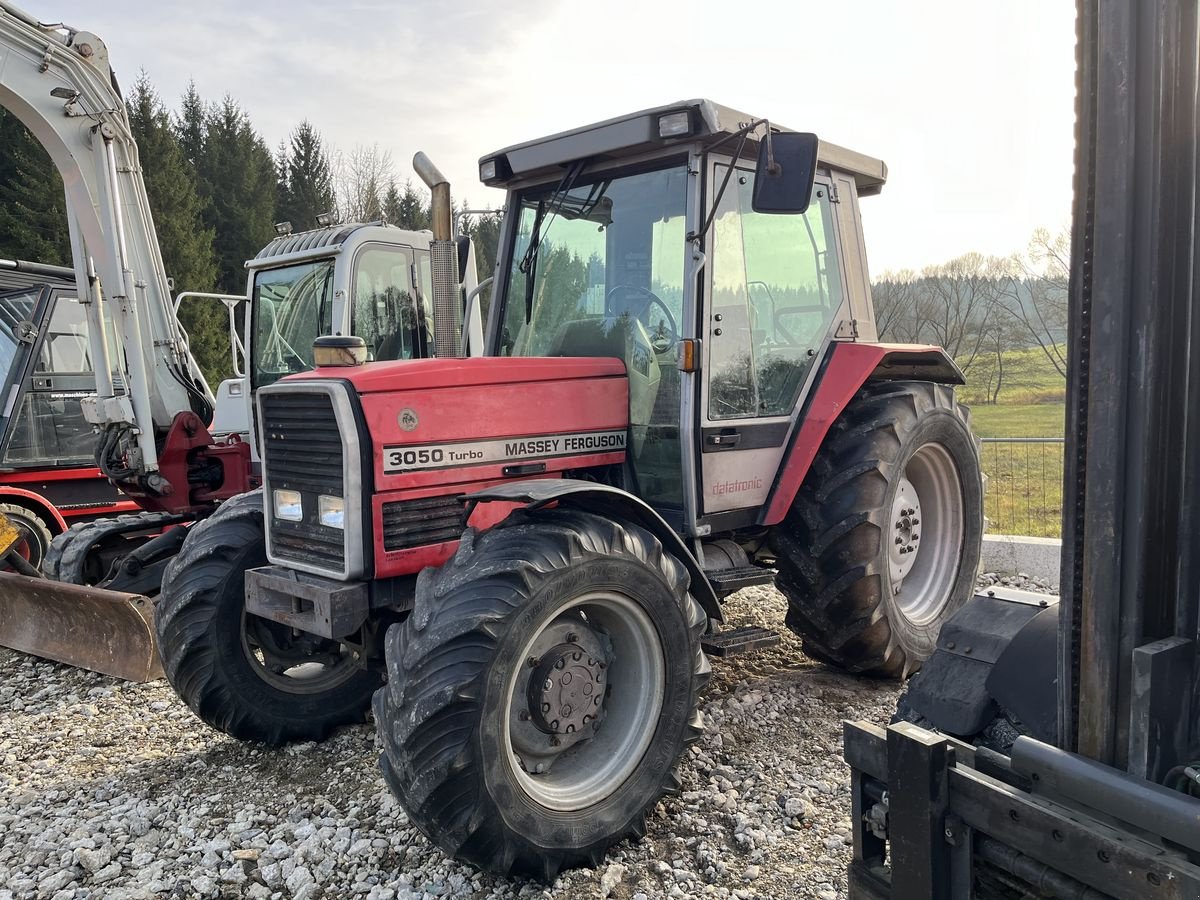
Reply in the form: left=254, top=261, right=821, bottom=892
left=1061, top=0, right=1199, bottom=772
left=842, top=1, right=1200, bottom=897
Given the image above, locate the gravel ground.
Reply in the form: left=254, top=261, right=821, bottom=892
left=0, top=576, right=1052, bottom=900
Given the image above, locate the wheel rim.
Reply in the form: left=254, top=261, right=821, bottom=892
left=503, top=590, right=665, bottom=812
left=889, top=442, right=964, bottom=625
left=239, top=612, right=361, bottom=694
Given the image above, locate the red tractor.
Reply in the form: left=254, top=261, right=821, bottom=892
left=156, top=102, right=984, bottom=876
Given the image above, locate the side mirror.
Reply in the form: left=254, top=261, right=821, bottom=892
left=752, top=132, right=819, bottom=214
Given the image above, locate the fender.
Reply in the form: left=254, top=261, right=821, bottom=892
left=465, top=479, right=723, bottom=623
left=903, top=587, right=1058, bottom=742
left=0, top=486, right=66, bottom=533
left=760, top=341, right=964, bottom=527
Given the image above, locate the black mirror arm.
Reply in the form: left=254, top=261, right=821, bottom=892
left=688, top=119, right=769, bottom=243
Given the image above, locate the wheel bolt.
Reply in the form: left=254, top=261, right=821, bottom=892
left=896, top=521, right=904, bottom=528
left=566, top=632, right=578, bottom=643
left=551, top=719, right=560, bottom=730
left=555, top=659, right=565, bottom=669
left=550, top=736, right=561, bottom=747
left=912, top=533, right=919, bottom=540
left=542, top=702, right=551, bottom=713
left=895, top=537, right=903, bottom=545
left=519, top=710, right=530, bottom=721
left=912, top=518, right=920, bottom=525
left=572, top=651, right=582, bottom=661
left=527, top=656, right=539, bottom=668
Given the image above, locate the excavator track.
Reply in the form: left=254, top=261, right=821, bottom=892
left=45, top=511, right=189, bottom=591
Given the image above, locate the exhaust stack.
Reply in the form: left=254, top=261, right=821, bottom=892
left=413, top=152, right=461, bottom=358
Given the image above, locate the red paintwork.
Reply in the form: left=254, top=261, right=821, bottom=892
left=351, top=357, right=629, bottom=579
left=0, top=484, right=68, bottom=531
left=321, top=355, right=628, bottom=394
left=1, top=468, right=141, bottom=533
left=759, top=342, right=953, bottom=527
left=371, top=479, right=531, bottom=577
left=130, top=413, right=259, bottom=514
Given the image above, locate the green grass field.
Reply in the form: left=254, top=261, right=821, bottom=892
left=959, top=347, right=1066, bottom=535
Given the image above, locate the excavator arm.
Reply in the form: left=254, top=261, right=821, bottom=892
left=0, top=2, right=216, bottom=498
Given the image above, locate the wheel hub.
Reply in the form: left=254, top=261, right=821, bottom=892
left=510, top=619, right=609, bottom=774
left=527, top=643, right=606, bottom=735
left=889, top=476, right=922, bottom=584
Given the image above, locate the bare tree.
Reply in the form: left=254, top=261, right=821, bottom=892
left=913, top=252, right=1007, bottom=374
left=335, top=143, right=394, bottom=223
left=873, top=269, right=923, bottom=342
left=996, top=226, right=1070, bottom=377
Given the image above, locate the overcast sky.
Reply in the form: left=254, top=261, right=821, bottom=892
left=39, top=0, right=1076, bottom=274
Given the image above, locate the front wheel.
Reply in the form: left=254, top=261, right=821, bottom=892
left=155, top=490, right=380, bottom=745
left=0, top=503, right=53, bottom=571
left=771, top=380, right=983, bottom=677
left=373, top=508, right=709, bottom=878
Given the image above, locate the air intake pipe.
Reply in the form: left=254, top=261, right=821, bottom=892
left=413, top=152, right=462, bottom=358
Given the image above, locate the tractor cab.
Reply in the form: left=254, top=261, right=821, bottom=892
left=480, top=100, right=887, bottom=533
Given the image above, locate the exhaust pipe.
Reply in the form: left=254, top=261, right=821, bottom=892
left=413, top=152, right=461, bottom=358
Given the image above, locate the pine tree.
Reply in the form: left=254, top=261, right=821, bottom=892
left=198, top=97, right=277, bottom=292
left=394, top=179, right=430, bottom=231
left=176, top=81, right=206, bottom=169
left=0, top=108, right=71, bottom=265
left=127, top=73, right=226, bottom=384
left=278, top=121, right=335, bottom=232
left=382, top=181, right=402, bottom=226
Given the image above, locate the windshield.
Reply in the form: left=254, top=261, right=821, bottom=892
left=251, top=259, right=334, bottom=389
left=0, top=289, right=39, bottom=379
left=499, top=163, right=688, bottom=358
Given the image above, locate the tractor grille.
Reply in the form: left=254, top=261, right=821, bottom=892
left=260, top=391, right=346, bottom=572
left=382, top=495, right=467, bottom=551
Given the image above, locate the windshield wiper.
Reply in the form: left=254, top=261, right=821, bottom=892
left=518, top=159, right=588, bottom=323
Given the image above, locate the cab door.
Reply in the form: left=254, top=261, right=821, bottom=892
left=1, top=289, right=104, bottom=467
left=698, top=161, right=849, bottom=521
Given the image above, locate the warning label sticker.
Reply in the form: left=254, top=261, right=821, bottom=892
left=383, top=429, right=627, bottom=474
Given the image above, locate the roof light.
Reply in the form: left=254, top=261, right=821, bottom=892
left=315, top=211, right=339, bottom=227
left=478, top=155, right=511, bottom=186
left=658, top=111, right=692, bottom=139
left=274, top=221, right=293, bottom=235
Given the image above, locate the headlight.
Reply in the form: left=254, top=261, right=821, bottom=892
left=273, top=489, right=302, bottom=522
left=318, top=494, right=345, bottom=529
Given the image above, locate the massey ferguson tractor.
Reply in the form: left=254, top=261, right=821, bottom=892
left=155, top=101, right=984, bottom=876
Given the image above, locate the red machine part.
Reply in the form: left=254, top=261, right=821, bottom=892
left=760, top=342, right=963, bottom=527
left=132, top=411, right=260, bottom=515
left=346, top=356, right=630, bottom=579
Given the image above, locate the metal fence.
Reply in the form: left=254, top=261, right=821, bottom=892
left=979, top=438, right=1065, bottom=537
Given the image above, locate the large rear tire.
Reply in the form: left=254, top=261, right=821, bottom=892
left=373, top=508, right=709, bottom=878
left=771, top=381, right=983, bottom=677
left=0, top=503, right=52, bottom=571
left=156, top=489, right=380, bottom=745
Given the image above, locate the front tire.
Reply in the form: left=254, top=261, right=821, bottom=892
left=771, top=381, right=983, bottom=677
left=373, top=508, right=709, bottom=878
left=156, top=489, right=380, bottom=745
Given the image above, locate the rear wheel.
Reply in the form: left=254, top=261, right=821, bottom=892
left=771, top=381, right=983, bottom=677
left=374, top=508, right=709, bottom=878
left=155, top=489, right=379, bottom=745
left=0, top=503, right=53, bottom=571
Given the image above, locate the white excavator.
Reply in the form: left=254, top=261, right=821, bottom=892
left=0, top=0, right=479, bottom=679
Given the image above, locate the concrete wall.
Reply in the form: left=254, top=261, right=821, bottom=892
left=981, top=534, right=1062, bottom=589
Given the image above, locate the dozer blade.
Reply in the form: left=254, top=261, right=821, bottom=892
left=0, top=572, right=162, bottom=682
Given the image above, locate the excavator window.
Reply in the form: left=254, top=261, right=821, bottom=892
left=0, top=290, right=101, bottom=466
left=251, top=259, right=335, bottom=389
left=351, top=245, right=432, bottom=362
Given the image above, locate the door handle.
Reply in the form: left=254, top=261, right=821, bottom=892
left=706, top=430, right=741, bottom=448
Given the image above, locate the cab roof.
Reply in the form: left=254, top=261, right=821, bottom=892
left=481, top=99, right=887, bottom=196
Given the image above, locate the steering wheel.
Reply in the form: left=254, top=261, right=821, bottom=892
left=605, top=284, right=678, bottom=353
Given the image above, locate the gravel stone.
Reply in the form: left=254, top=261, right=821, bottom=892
left=1, top=580, right=1036, bottom=898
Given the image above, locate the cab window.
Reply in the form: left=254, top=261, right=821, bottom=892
left=707, top=169, right=843, bottom=420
